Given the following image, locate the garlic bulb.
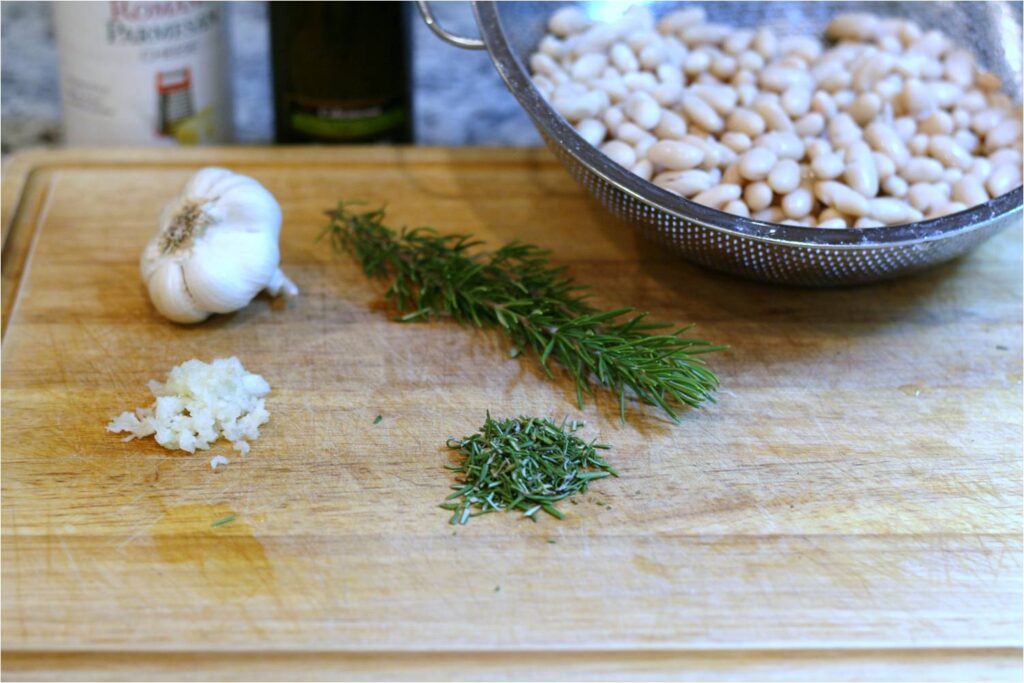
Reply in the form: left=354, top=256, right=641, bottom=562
left=141, top=167, right=298, bottom=323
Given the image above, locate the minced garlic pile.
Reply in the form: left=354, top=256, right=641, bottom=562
left=107, top=357, right=271, bottom=454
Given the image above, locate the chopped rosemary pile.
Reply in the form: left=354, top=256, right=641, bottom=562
left=322, top=202, right=723, bottom=422
left=441, top=414, right=617, bottom=524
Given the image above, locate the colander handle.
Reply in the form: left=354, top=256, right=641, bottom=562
left=414, top=0, right=485, bottom=50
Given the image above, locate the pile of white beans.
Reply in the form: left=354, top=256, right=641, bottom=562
left=529, top=6, right=1023, bottom=228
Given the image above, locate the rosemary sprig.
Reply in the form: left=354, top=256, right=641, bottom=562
left=322, top=202, right=723, bottom=422
left=441, top=413, right=617, bottom=524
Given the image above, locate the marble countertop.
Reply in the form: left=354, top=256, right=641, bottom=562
left=0, top=1, right=541, bottom=154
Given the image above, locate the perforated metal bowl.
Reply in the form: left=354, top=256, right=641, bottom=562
left=418, top=1, right=1023, bottom=285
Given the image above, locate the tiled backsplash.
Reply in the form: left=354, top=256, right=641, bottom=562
left=0, top=1, right=541, bottom=153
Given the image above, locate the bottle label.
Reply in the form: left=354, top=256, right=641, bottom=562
left=287, top=98, right=407, bottom=141
left=54, top=1, right=231, bottom=145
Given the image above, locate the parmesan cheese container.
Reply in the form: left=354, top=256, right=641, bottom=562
left=53, top=1, right=232, bottom=145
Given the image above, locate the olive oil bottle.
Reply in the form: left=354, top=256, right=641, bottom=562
left=270, top=1, right=413, bottom=143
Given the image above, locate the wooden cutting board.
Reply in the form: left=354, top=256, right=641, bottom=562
left=2, top=147, right=1021, bottom=681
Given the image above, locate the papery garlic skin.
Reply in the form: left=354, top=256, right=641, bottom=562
left=141, top=167, right=298, bottom=323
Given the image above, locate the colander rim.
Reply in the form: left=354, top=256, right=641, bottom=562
left=472, top=0, right=1023, bottom=251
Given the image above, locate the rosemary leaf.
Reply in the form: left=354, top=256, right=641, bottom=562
left=322, top=202, right=724, bottom=422
left=442, top=414, right=616, bottom=525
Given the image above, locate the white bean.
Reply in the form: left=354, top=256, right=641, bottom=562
left=828, top=113, right=862, bottom=149
left=781, top=84, right=812, bottom=117
left=952, top=175, right=989, bottom=206
left=726, top=108, right=766, bottom=137
left=903, top=147, right=949, bottom=181
left=943, top=167, right=963, bottom=185
left=651, top=82, right=682, bottom=107
left=759, top=132, right=804, bottom=160
left=844, top=142, right=880, bottom=197
left=744, top=181, right=774, bottom=211
left=657, top=8, right=705, bottom=35
left=738, top=147, right=778, bottom=181
left=647, top=140, right=705, bottom=170
left=656, top=63, right=683, bottom=85
left=631, top=159, right=654, bottom=181
left=985, top=119, right=1023, bottom=151
left=971, top=108, right=1005, bottom=135
left=818, top=208, right=848, bottom=224
left=927, top=201, right=968, bottom=219
left=967, top=157, right=992, bottom=182
left=893, top=117, right=917, bottom=142
left=782, top=187, right=814, bottom=218
left=600, top=140, right=637, bottom=167
left=928, top=135, right=973, bottom=169
left=553, top=90, right=607, bottom=121
left=603, top=106, right=626, bottom=131
left=625, top=92, right=662, bottom=129
left=571, top=53, right=608, bottom=81
left=752, top=206, right=785, bottom=222
left=954, top=130, right=979, bottom=154
left=623, top=71, right=658, bottom=93
left=872, top=152, right=895, bottom=181
left=710, top=54, right=739, bottom=80
left=723, top=199, right=750, bottom=217
left=681, top=94, right=725, bottom=132
left=811, top=153, right=845, bottom=180
left=794, top=112, right=825, bottom=137
left=723, top=29, right=755, bottom=55
left=653, top=109, right=687, bottom=140
left=907, top=182, right=947, bottom=212
left=575, top=118, right=607, bottom=146
left=683, top=49, right=711, bottom=75
left=533, top=75, right=555, bottom=99
left=944, top=49, right=975, bottom=87
left=692, top=184, right=742, bottom=208
left=721, top=131, right=752, bottom=153
left=920, top=111, right=954, bottom=136
left=818, top=217, right=849, bottom=229
left=682, top=136, right=721, bottom=170
left=882, top=175, right=909, bottom=197
left=864, top=122, right=910, bottom=167
left=616, top=121, right=647, bottom=145
left=985, top=164, right=1022, bottom=197
left=854, top=217, right=886, bottom=228
left=653, top=169, right=714, bottom=196
left=680, top=23, right=731, bottom=47
left=721, top=162, right=743, bottom=185
left=549, top=6, right=590, bottom=37
left=867, top=198, right=923, bottom=224
left=737, top=50, right=765, bottom=72
left=989, top=149, right=1022, bottom=168
left=815, top=181, right=869, bottom=216
left=826, top=13, right=880, bottom=41
left=767, top=159, right=801, bottom=194
left=754, top=99, right=794, bottom=132
left=752, top=27, right=778, bottom=59
left=634, top=134, right=657, bottom=158
left=539, top=35, right=565, bottom=59
left=901, top=79, right=936, bottom=116
left=805, top=138, right=833, bottom=159
left=530, top=53, right=564, bottom=79
left=847, top=92, right=882, bottom=126
left=693, top=85, right=738, bottom=116
left=610, top=43, right=640, bottom=73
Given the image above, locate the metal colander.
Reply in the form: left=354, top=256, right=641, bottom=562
left=417, top=1, right=1023, bottom=286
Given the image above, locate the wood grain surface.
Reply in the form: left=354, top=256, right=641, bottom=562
left=2, top=147, right=1021, bottom=681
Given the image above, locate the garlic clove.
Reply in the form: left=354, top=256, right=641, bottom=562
left=266, top=268, right=299, bottom=298
left=182, top=231, right=276, bottom=313
left=146, top=260, right=210, bottom=323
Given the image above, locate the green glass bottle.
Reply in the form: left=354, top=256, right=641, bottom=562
left=270, top=1, right=413, bottom=143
